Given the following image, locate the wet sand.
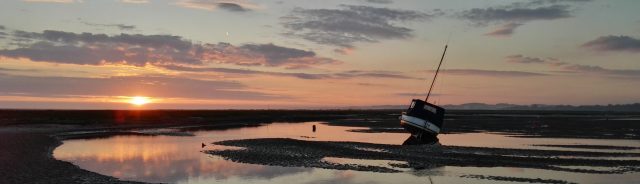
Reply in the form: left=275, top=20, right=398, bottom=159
left=206, top=138, right=640, bottom=174
left=1, top=109, right=639, bottom=183
left=532, top=144, right=640, bottom=150
left=0, top=127, right=145, bottom=184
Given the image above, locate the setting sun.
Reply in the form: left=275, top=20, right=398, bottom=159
left=129, top=96, right=151, bottom=106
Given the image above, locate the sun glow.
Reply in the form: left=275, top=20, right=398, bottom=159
left=129, top=96, right=151, bottom=106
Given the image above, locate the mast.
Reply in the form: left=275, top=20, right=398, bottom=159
left=425, top=45, right=448, bottom=102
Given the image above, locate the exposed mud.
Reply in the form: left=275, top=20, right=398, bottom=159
left=207, top=138, right=640, bottom=174
left=533, top=144, right=640, bottom=150
left=2, top=109, right=640, bottom=183
left=460, top=174, right=577, bottom=184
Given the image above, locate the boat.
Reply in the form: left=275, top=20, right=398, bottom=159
left=400, top=44, right=448, bottom=144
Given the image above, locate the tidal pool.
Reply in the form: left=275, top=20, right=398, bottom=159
left=54, top=122, right=640, bottom=184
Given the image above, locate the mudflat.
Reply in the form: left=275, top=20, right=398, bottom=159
left=1, top=109, right=639, bottom=184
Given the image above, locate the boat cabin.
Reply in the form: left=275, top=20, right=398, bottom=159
left=405, top=99, right=445, bottom=129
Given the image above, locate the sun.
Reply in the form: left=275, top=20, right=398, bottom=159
left=129, top=96, right=151, bottom=106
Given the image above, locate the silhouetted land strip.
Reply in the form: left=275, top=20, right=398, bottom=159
left=326, top=110, right=640, bottom=140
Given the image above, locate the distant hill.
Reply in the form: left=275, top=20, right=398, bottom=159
left=348, top=103, right=640, bottom=112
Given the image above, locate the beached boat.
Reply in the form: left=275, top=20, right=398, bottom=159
left=400, top=44, right=448, bottom=144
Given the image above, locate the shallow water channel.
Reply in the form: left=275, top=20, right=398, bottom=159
left=54, top=122, right=640, bottom=184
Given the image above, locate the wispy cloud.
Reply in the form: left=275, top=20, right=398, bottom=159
left=505, top=54, right=559, bottom=64
left=176, top=0, right=260, bottom=12
left=160, top=64, right=418, bottom=80
left=0, top=29, right=340, bottom=69
left=80, top=20, right=136, bottom=31
left=238, top=43, right=340, bottom=67
left=160, top=64, right=332, bottom=80
left=507, top=54, right=640, bottom=78
left=119, top=0, right=149, bottom=4
left=364, top=0, right=392, bottom=4
left=484, top=23, right=523, bottom=37
left=0, top=67, right=39, bottom=72
left=0, top=73, right=283, bottom=100
left=560, top=64, right=640, bottom=78
left=458, top=0, right=591, bottom=37
left=439, top=69, right=548, bottom=77
left=581, top=35, right=640, bottom=53
left=25, top=0, right=149, bottom=4
left=335, top=70, right=419, bottom=79
left=458, top=5, right=572, bottom=26
left=281, top=5, right=436, bottom=49
left=522, top=0, right=593, bottom=7
left=22, top=0, right=81, bottom=3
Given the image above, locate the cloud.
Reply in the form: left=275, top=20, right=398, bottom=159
left=0, top=29, right=340, bottom=68
left=0, top=67, right=38, bottom=72
left=119, top=0, right=149, bottom=3
left=239, top=43, right=340, bottom=66
left=581, top=35, right=640, bottom=53
left=506, top=54, right=640, bottom=78
left=334, top=70, right=419, bottom=79
left=176, top=0, right=259, bottom=12
left=0, top=73, right=283, bottom=100
left=394, top=92, right=443, bottom=98
left=505, top=54, right=558, bottom=64
left=459, top=5, right=571, bottom=26
left=22, top=0, right=80, bottom=3
left=281, top=5, right=433, bottom=48
left=217, top=2, right=249, bottom=12
left=458, top=0, right=591, bottom=37
left=484, top=22, right=523, bottom=37
left=560, top=64, right=640, bottom=78
left=439, top=69, right=548, bottom=77
left=160, top=64, right=332, bottom=80
left=364, top=0, right=392, bottom=4
left=394, top=92, right=423, bottom=96
left=80, top=21, right=137, bottom=31
left=160, top=64, right=418, bottom=80
left=333, top=47, right=355, bottom=55
left=523, top=0, right=593, bottom=7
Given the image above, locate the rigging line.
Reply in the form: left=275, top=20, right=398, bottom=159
left=433, top=51, right=449, bottom=105
left=425, top=44, right=448, bottom=103
left=426, top=32, right=453, bottom=103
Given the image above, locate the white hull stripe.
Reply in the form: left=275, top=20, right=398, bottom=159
left=400, top=114, right=441, bottom=133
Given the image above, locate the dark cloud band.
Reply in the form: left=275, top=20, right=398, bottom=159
left=281, top=5, right=433, bottom=48
left=582, top=35, right=640, bottom=53
left=0, top=29, right=340, bottom=68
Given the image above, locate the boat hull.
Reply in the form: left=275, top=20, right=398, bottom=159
left=399, top=114, right=440, bottom=135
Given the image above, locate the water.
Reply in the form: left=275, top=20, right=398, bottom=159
left=54, top=122, right=640, bottom=184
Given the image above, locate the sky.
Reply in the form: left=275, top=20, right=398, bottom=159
left=0, top=0, right=639, bottom=109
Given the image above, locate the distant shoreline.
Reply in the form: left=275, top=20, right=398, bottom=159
left=2, top=102, right=639, bottom=111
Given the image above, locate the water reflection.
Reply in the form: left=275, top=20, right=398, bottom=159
left=196, top=122, right=407, bottom=144
left=55, top=122, right=412, bottom=183
left=55, top=135, right=312, bottom=183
